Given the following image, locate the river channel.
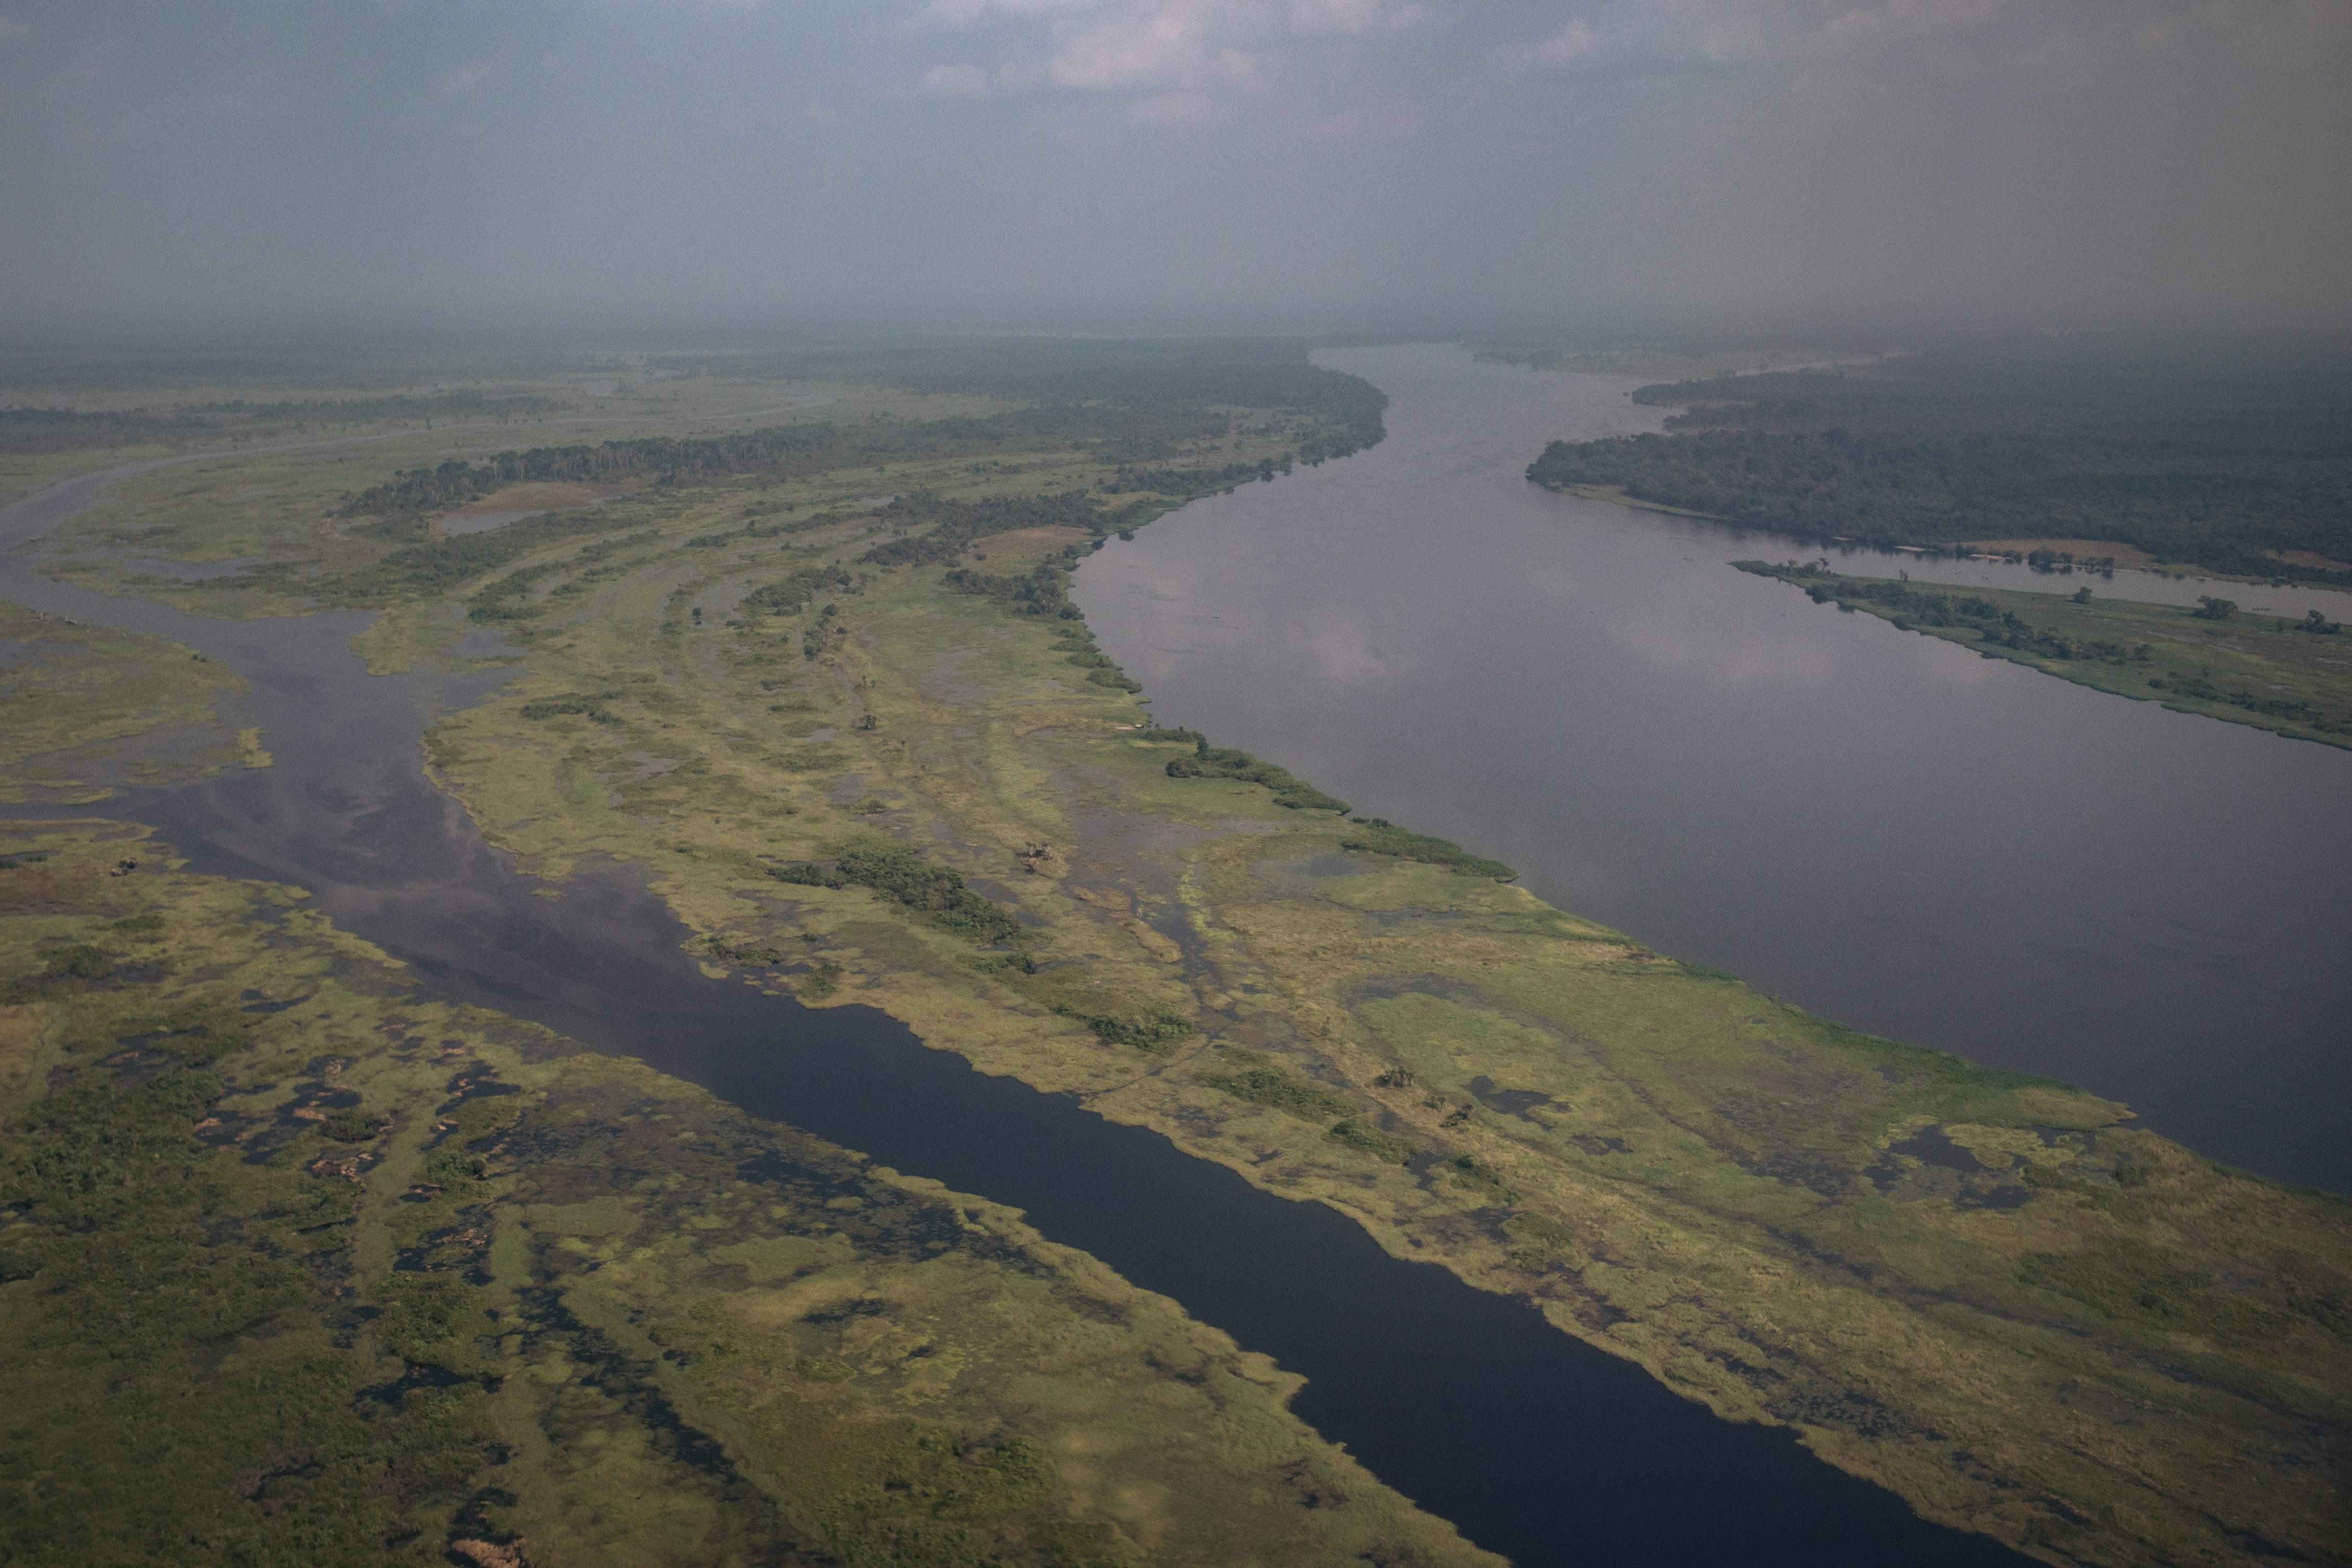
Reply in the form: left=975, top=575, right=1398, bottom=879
left=0, top=399, right=2057, bottom=1566
left=1076, top=343, right=2352, bottom=1194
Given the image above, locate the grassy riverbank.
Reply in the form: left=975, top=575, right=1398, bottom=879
left=1736, top=562, right=2352, bottom=749
left=8, top=341, right=2349, bottom=1568
left=0, top=601, right=258, bottom=801
left=0, top=645, right=1492, bottom=1564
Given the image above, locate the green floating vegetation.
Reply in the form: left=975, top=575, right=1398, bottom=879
left=1340, top=820, right=1515, bottom=881
left=1165, top=738, right=1348, bottom=813
left=772, top=837, right=1023, bottom=942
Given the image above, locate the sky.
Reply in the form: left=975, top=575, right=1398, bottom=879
left=1, top=0, right=2346, bottom=339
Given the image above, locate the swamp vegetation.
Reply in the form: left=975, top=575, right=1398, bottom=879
left=4, top=339, right=2348, bottom=1568
left=0, top=662, right=1491, bottom=1568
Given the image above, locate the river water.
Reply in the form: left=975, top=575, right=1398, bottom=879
left=1076, top=343, right=2352, bottom=1193
left=0, top=405, right=2059, bottom=1567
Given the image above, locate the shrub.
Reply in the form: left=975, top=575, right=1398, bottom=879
left=1326, top=1119, right=1414, bottom=1166
left=1197, top=1054, right=1349, bottom=1119
left=771, top=840, right=1021, bottom=942
left=1340, top=822, right=1515, bottom=881
left=1162, top=739, right=1347, bottom=813
left=1060, top=1006, right=1193, bottom=1053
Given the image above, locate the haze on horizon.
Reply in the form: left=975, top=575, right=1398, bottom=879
left=1, top=0, right=2346, bottom=343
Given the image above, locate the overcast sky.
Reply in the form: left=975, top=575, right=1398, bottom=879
left=2, top=1, right=2346, bottom=338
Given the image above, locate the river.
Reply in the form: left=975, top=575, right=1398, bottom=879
left=1075, top=343, right=2352, bottom=1193
left=0, top=388, right=2095, bottom=1567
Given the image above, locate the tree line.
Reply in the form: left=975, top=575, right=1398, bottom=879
left=1529, top=338, right=2352, bottom=584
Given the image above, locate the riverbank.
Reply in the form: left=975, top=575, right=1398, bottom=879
left=0, top=653, right=1495, bottom=1566
left=1737, top=562, right=2352, bottom=749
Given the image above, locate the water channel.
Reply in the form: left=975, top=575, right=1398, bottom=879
left=1076, top=343, right=2352, bottom=1194
left=0, top=371, right=2210, bottom=1566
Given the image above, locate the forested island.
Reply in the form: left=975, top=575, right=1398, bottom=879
left=1526, top=336, right=2352, bottom=585
left=3, top=339, right=2347, bottom=1568
left=1736, top=561, right=2352, bottom=747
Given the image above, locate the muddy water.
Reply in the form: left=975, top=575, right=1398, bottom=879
left=1077, top=343, right=2352, bottom=1192
left=0, top=444, right=2032, bottom=1563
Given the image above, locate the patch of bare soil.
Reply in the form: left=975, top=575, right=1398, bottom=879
left=441, top=481, right=632, bottom=520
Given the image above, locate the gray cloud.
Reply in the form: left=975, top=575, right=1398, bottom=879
left=0, top=1, right=2342, bottom=338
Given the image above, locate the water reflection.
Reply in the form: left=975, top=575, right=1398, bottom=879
left=1078, top=343, right=2352, bottom=1191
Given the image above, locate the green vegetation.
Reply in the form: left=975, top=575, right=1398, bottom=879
left=1163, top=737, right=1350, bottom=813
left=1325, top=1119, right=1416, bottom=1166
left=376, top=365, right=2346, bottom=1567
left=1529, top=337, right=2352, bottom=584
left=773, top=838, right=1024, bottom=942
left=0, top=837, right=1492, bottom=1565
left=1340, top=821, right=1516, bottom=881
left=0, top=391, right=569, bottom=455
left=1737, top=561, right=2352, bottom=747
left=13, top=337, right=2351, bottom=1568
left=1197, top=1052, right=1351, bottom=1120
left=0, top=601, right=252, bottom=802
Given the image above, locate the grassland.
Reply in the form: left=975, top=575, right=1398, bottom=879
left=342, top=420, right=2345, bottom=1568
left=1737, top=562, right=2352, bottom=748
left=0, top=724, right=1493, bottom=1561
left=10, top=345, right=2350, bottom=1568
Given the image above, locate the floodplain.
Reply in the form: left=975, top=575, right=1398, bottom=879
left=2, top=341, right=2347, bottom=1568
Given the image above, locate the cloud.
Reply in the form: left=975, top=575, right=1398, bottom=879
left=919, top=62, right=993, bottom=95
left=1525, top=0, right=2015, bottom=74
left=437, top=63, right=491, bottom=96
left=1532, top=19, right=1601, bottom=65
left=912, top=0, right=1428, bottom=111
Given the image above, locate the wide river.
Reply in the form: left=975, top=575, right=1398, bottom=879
left=1077, top=343, right=2352, bottom=1193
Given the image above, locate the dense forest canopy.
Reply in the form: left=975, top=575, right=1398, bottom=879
left=1527, top=335, right=2352, bottom=583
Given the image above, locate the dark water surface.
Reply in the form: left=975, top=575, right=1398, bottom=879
left=1076, top=344, right=2352, bottom=1193
left=3, top=434, right=2034, bottom=1567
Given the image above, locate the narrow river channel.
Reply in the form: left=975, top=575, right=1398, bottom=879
left=2, top=410, right=2035, bottom=1566
left=1077, top=343, right=2352, bottom=1194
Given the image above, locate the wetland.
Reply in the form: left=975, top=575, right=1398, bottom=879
left=3, top=340, right=2346, bottom=1568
